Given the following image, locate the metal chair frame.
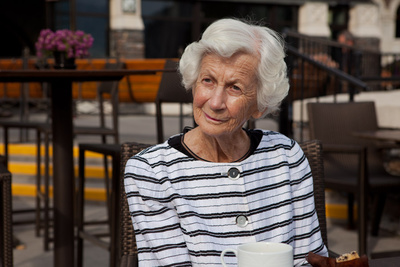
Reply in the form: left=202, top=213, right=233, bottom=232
left=76, top=143, right=121, bottom=267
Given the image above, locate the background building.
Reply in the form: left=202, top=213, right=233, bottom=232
left=1, top=0, right=399, bottom=59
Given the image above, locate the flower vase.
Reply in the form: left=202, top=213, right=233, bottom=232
left=53, top=51, right=76, bottom=69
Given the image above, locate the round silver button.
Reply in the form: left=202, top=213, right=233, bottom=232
left=236, top=215, right=248, bottom=227
left=228, top=167, right=240, bottom=180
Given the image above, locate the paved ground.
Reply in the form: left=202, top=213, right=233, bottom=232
left=4, top=102, right=400, bottom=266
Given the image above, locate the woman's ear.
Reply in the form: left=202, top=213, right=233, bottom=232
left=251, top=107, right=267, bottom=119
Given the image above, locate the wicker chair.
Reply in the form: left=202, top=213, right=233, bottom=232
left=118, top=140, right=332, bottom=266
left=0, top=159, right=13, bottom=267
left=307, top=101, right=400, bottom=256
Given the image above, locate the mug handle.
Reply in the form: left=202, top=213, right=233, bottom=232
left=220, top=248, right=237, bottom=267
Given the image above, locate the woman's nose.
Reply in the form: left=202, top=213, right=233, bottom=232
left=208, top=87, right=226, bottom=110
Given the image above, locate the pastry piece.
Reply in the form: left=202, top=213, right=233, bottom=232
left=307, top=251, right=369, bottom=267
left=336, top=251, right=360, bottom=262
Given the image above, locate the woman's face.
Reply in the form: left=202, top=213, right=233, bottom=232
left=192, top=52, right=263, bottom=138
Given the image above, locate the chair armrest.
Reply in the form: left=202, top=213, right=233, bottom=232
left=120, top=254, right=138, bottom=267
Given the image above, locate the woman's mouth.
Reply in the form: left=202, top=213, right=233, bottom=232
left=204, top=112, right=225, bottom=122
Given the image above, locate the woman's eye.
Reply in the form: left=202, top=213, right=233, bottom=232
left=232, top=85, right=241, bottom=91
left=203, top=78, right=212, bottom=83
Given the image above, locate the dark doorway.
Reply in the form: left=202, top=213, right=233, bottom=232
left=0, top=0, right=46, bottom=58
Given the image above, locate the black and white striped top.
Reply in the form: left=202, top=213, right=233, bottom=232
left=124, top=130, right=328, bottom=266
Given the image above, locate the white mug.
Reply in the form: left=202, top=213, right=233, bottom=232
left=220, top=242, right=293, bottom=267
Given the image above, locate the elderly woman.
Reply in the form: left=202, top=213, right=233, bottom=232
left=124, top=18, right=328, bottom=266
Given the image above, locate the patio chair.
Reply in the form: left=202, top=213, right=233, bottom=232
left=117, top=140, right=334, bottom=266
left=155, top=59, right=193, bottom=143
left=307, top=101, right=400, bottom=255
left=0, top=117, right=47, bottom=242
left=76, top=143, right=121, bottom=267
left=0, top=64, right=49, bottom=231
left=0, top=157, right=13, bottom=267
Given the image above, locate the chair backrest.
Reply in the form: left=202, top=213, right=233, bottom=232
left=98, top=61, right=125, bottom=143
left=0, top=161, right=13, bottom=267
left=307, top=101, right=384, bottom=174
left=307, top=101, right=378, bottom=146
left=119, top=142, right=152, bottom=267
left=155, top=59, right=193, bottom=143
left=155, top=60, right=192, bottom=103
left=299, top=140, right=329, bottom=248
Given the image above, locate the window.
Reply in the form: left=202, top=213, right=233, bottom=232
left=54, top=0, right=109, bottom=57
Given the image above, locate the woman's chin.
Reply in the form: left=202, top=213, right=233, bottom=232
left=197, top=123, right=241, bottom=139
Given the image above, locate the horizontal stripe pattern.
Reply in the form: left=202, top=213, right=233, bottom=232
left=124, top=130, right=328, bottom=266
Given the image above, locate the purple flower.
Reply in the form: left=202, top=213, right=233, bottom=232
left=35, top=28, right=94, bottom=59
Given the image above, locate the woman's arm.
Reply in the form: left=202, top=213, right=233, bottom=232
left=124, top=156, right=192, bottom=266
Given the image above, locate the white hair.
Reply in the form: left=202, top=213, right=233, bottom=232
left=179, top=18, right=289, bottom=117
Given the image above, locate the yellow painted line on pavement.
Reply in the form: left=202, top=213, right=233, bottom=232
left=0, top=144, right=106, bottom=158
left=9, top=162, right=108, bottom=178
left=325, top=203, right=357, bottom=220
left=325, top=204, right=347, bottom=220
left=12, top=184, right=106, bottom=202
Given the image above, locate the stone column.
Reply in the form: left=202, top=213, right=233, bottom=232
left=298, top=2, right=330, bottom=37
left=109, top=0, right=145, bottom=58
left=349, top=3, right=381, bottom=89
left=349, top=3, right=381, bottom=51
left=377, top=0, right=400, bottom=54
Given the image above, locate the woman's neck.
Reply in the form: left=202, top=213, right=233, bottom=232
left=183, top=127, right=251, bottom=163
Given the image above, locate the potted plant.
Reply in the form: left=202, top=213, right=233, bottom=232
left=35, top=29, right=94, bottom=69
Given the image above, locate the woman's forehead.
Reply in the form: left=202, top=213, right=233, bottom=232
left=199, top=53, right=258, bottom=74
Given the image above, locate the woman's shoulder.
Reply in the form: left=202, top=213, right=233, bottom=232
left=255, top=130, right=304, bottom=161
left=257, top=129, right=296, bottom=146
left=131, top=141, right=172, bottom=159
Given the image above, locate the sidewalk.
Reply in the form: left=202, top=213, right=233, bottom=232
left=5, top=103, right=400, bottom=266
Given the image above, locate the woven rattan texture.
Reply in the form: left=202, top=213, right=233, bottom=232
left=1, top=164, right=13, bottom=267
left=300, top=140, right=328, bottom=248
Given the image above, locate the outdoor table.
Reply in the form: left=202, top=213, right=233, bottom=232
left=353, top=129, right=400, bottom=144
left=0, top=69, right=160, bottom=267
